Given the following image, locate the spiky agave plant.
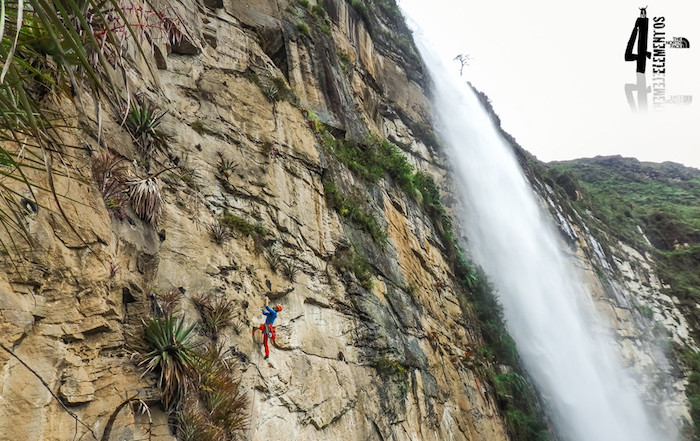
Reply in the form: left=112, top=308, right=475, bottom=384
left=208, top=222, right=231, bottom=245
left=140, top=314, right=196, bottom=409
left=282, top=258, right=298, bottom=282
left=125, top=99, right=170, bottom=157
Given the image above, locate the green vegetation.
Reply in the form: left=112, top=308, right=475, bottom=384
left=346, top=0, right=371, bottom=29
left=337, top=50, right=352, bottom=74
left=469, top=269, right=518, bottom=367
left=373, top=356, right=409, bottom=395
left=282, top=259, right=299, bottom=282
left=545, top=158, right=700, bottom=303
left=140, top=314, right=197, bottom=409
left=296, top=22, right=311, bottom=38
left=264, top=247, right=282, bottom=273
left=183, top=345, right=248, bottom=439
left=658, top=245, right=700, bottom=299
left=310, top=4, right=327, bottom=19
left=321, top=134, right=416, bottom=194
left=216, top=152, right=237, bottom=178
left=343, top=0, right=419, bottom=65
left=191, top=120, right=207, bottom=135
left=155, top=289, right=184, bottom=316
left=209, top=222, right=232, bottom=245
left=91, top=149, right=128, bottom=215
left=138, top=298, right=248, bottom=438
left=333, top=245, right=374, bottom=290
left=0, top=0, right=175, bottom=251
left=219, top=212, right=267, bottom=239
left=192, top=295, right=236, bottom=339
left=493, top=372, right=548, bottom=441
left=679, top=350, right=700, bottom=439
left=243, top=70, right=297, bottom=104
left=546, top=158, right=700, bottom=250
left=541, top=157, right=700, bottom=438
left=125, top=99, right=170, bottom=158
left=305, top=110, right=323, bottom=133
left=316, top=123, right=547, bottom=439
left=323, top=180, right=386, bottom=244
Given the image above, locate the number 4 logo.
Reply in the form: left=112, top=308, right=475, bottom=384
left=625, top=7, right=651, bottom=73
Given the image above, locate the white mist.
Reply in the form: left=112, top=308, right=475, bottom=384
left=410, top=37, right=665, bottom=441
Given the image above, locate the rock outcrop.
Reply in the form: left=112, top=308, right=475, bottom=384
left=0, top=1, right=509, bottom=440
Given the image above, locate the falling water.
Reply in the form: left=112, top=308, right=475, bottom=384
left=410, top=34, right=665, bottom=441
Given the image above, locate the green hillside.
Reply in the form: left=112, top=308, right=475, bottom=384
left=545, top=156, right=700, bottom=305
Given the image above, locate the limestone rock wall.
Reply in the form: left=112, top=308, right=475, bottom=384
left=0, top=1, right=509, bottom=440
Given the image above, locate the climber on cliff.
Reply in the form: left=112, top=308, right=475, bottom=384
left=252, top=296, right=282, bottom=359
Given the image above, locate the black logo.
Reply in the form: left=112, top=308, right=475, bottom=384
left=667, top=37, right=690, bottom=49
left=624, top=7, right=650, bottom=73
left=624, top=8, right=692, bottom=111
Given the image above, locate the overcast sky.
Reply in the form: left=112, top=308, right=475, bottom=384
left=399, top=0, right=700, bottom=169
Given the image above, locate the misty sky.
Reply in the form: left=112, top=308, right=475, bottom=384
left=399, top=0, right=700, bottom=169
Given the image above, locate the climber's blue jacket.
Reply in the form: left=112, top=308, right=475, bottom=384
left=262, top=305, right=277, bottom=325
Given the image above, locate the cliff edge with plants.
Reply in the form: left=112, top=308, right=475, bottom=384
left=0, top=1, right=527, bottom=440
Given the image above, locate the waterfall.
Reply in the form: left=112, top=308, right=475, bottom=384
left=407, top=27, right=666, bottom=441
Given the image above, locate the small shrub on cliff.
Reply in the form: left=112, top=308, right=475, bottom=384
left=374, top=356, right=409, bottom=395
left=155, top=289, right=183, bottom=316
left=282, top=259, right=299, bottom=282
left=170, top=344, right=249, bottom=440
left=209, top=222, right=232, bottom=245
left=191, top=120, right=206, bottom=135
left=193, top=295, right=236, bottom=339
left=334, top=245, right=374, bottom=290
left=296, top=22, right=311, bottom=38
left=337, top=49, right=352, bottom=74
left=323, top=179, right=387, bottom=244
left=264, top=247, right=282, bottom=273
left=261, top=84, right=280, bottom=101
left=185, top=344, right=249, bottom=438
left=305, top=110, right=323, bottom=133
left=216, top=151, right=237, bottom=178
left=219, top=212, right=267, bottom=239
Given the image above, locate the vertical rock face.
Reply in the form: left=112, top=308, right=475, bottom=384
left=0, top=1, right=509, bottom=440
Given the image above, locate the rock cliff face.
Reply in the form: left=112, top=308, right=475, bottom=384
left=0, top=1, right=510, bottom=440
left=1, top=1, right=694, bottom=440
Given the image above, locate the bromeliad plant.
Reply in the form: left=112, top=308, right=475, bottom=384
left=127, top=175, right=162, bottom=225
left=179, top=344, right=249, bottom=440
left=125, top=98, right=170, bottom=158
left=140, top=314, right=197, bottom=409
left=91, top=149, right=129, bottom=215
left=0, top=0, right=184, bottom=253
left=192, top=294, right=236, bottom=339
